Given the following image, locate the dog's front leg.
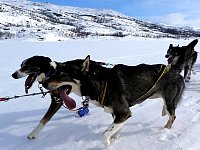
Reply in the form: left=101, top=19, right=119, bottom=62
left=27, top=95, right=62, bottom=139
left=184, top=65, right=190, bottom=82
left=184, top=60, right=193, bottom=82
left=103, top=111, right=131, bottom=145
left=110, top=114, right=121, bottom=140
left=103, top=122, right=126, bottom=145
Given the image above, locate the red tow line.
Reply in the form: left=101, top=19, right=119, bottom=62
left=0, top=90, right=52, bottom=102
left=0, top=97, right=9, bottom=102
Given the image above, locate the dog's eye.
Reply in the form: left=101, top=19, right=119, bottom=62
left=93, top=70, right=99, bottom=76
left=22, top=65, right=30, bottom=69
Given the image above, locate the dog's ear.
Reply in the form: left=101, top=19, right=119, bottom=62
left=169, top=44, right=173, bottom=48
left=45, top=66, right=56, bottom=77
left=82, top=55, right=90, bottom=73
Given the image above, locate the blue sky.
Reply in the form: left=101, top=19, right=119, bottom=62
left=31, top=0, right=200, bottom=28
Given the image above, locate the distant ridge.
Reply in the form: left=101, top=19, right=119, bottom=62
left=0, top=0, right=200, bottom=41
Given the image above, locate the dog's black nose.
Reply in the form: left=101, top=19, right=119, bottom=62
left=165, top=54, right=169, bottom=58
left=12, top=72, right=18, bottom=79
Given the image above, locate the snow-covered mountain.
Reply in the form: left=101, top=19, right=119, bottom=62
left=0, top=0, right=200, bottom=41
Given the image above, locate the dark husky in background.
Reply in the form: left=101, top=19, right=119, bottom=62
left=12, top=56, right=74, bottom=140
left=42, top=49, right=194, bottom=145
left=165, top=39, right=198, bottom=82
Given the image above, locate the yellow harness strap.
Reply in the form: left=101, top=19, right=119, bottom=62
left=157, top=65, right=168, bottom=82
left=98, top=65, right=168, bottom=106
left=98, top=81, right=108, bottom=106
left=136, top=65, right=168, bottom=101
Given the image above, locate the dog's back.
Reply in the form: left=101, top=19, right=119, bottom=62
left=106, top=63, right=183, bottom=106
left=110, top=64, right=162, bottom=102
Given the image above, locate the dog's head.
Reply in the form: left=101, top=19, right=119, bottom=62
left=43, top=55, right=103, bottom=97
left=43, top=56, right=93, bottom=110
left=165, top=44, right=181, bottom=64
left=12, top=55, right=57, bottom=93
left=43, top=55, right=90, bottom=90
left=165, top=39, right=198, bottom=67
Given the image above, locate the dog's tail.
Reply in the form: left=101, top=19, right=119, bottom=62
left=188, top=39, right=198, bottom=48
left=185, top=39, right=198, bottom=57
left=172, top=39, right=198, bottom=71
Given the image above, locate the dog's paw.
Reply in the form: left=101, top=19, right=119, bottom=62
left=27, top=134, right=36, bottom=140
left=27, top=123, right=44, bottom=140
left=102, top=133, right=113, bottom=146
left=102, top=136, right=111, bottom=146
left=185, top=79, right=190, bottom=82
left=102, top=132, right=120, bottom=145
left=192, top=69, right=196, bottom=75
left=111, top=132, right=120, bottom=140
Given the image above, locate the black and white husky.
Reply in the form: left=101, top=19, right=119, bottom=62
left=12, top=56, right=75, bottom=140
left=41, top=43, right=197, bottom=145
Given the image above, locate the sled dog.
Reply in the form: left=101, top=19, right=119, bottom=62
left=165, top=39, right=198, bottom=82
left=42, top=52, right=191, bottom=145
left=12, top=56, right=65, bottom=140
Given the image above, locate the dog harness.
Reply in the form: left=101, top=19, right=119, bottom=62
left=98, top=80, right=108, bottom=106
left=96, top=65, right=168, bottom=106
left=135, top=64, right=168, bottom=102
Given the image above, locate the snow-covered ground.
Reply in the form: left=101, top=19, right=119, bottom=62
left=0, top=37, right=200, bottom=150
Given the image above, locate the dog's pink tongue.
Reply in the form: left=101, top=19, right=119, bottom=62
left=60, top=88, right=76, bottom=110
left=25, top=74, right=37, bottom=94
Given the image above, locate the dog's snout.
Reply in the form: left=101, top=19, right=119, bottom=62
left=12, top=72, right=18, bottom=79
left=11, top=70, right=27, bottom=79
left=165, top=54, right=169, bottom=58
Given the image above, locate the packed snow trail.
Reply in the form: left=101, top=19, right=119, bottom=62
left=0, top=37, right=200, bottom=150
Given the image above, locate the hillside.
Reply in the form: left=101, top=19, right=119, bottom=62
left=0, top=0, right=200, bottom=41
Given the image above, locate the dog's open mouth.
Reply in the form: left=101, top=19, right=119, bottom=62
left=25, top=73, right=37, bottom=94
left=167, top=56, right=174, bottom=64
left=59, top=85, right=76, bottom=110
